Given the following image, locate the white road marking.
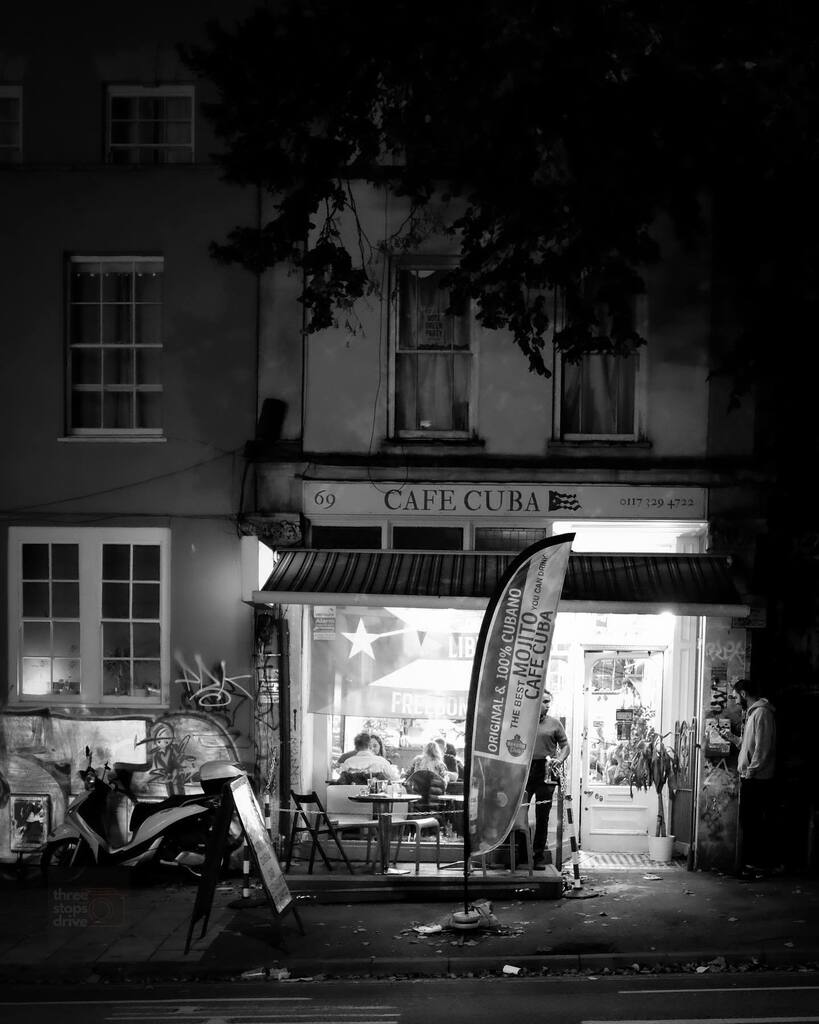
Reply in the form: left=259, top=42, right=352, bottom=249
left=0, top=999, right=313, bottom=1007
left=618, top=987, right=819, bottom=995
left=583, top=1018, right=819, bottom=1024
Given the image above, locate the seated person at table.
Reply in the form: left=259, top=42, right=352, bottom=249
left=443, top=742, right=464, bottom=781
left=410, top=741, right=455, bottom=785
left=338, top=732, right=399, bottom=783
left=338, top=732, right=392, bottom=765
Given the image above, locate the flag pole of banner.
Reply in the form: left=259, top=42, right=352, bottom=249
left=462, top=534, right=574, bottom=908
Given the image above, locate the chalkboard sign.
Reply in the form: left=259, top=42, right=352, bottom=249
left=185, top=776, right=301, bottom=955
left=229, top=775, right=292, bottom=914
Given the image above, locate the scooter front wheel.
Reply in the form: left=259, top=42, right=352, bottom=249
left=41, top=837, right=91, bottom=887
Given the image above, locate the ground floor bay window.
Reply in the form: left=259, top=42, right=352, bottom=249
left=300, top=600, right=694, bottom=861
left=7, top=526, right=170, bottom=707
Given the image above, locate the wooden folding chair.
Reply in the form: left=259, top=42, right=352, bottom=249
left=285, top=790, right=377, bottom=874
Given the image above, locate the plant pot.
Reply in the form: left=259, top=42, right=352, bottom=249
left=647, top=834, right=675, bottom=862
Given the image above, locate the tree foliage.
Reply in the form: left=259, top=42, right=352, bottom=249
left=181, top=0, right=819, bottom=387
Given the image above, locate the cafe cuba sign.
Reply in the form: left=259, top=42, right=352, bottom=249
left=466, top=534, right=574, bottom=859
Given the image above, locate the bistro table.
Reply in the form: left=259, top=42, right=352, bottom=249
left=348, top=792, right=421, bottom=874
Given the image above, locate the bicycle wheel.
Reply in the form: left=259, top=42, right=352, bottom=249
left=41, top=836, right=91, bottom=886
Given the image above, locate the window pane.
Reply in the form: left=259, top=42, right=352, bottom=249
left=133, top=621, right=160, bottom=657
left=0, top=97, right=20, bottom=119
left=110, top=96, right=137, bottom=119
left=102, top=581, right=130, bottom=618
left=52, top=545, right=78, bottom=580
left=22, top=621, right=51, bottom=656
left=133, top=545, right=159, bottom=580
left=23, top=581, right=49, bottom=617
left=135, top=266, right=163, bottom=302
left=134, top=660, right=162, bottom=697
left=103, top=544, right=131, bottom=580
left=133, top=583, right=160, bottom=619
left=102, top=264, right=133, bottom=302
left=310, top=525, right=382, bottom=549
left=71, top=266, right=101, bottom=303
left=135, top=391, right=162, bottom=429
left=70, top=304, right=100, bottom=343
left=135, top=303, right=161, bottom=343
left=103, top=348, right=134, bottom=385
left=110, top=120, right=138, bottom=145
left=53, top=659, right=81, bottom=694
left=102, top=304, right=132, bottom=344
left=474, top=528, right=548, bottom=552
left=395, top=353, right=417, bottom=431
left=561, top=352, right=636, bottom=436
left=72, top=390, right=101, bottom=429
left=0, top=123, right=20, bottom=147
left=22, top=658, right=51, bottom=695
left=103, top=661, right=132, bottom=696
left=71, top=348, right=101, bottom=387
left=103, top=391, right=133, bottom=429
left=392, top=526, right=463, bottom=550
left=22, top=544, right=49, bottom=580
left=135, top=348, right=161, bottom=385
left=103, top=620, right=131, bottom=658
left=53, top=621, right=80, bottom=657
left=52, top=581, right=79, bottom=618
left=164, top=96, right=192, bottom=119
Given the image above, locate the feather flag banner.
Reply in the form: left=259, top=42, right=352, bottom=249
left=465, top=534, right=574, bottom=859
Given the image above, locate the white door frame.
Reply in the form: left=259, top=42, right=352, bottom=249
left=577, top=647, right=667, bottom=853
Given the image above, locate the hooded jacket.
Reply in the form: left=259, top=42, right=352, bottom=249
left=737, top=698, right=776, bottom=780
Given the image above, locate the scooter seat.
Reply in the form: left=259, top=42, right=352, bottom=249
left=199, top=760, right=245, bottom=782
left=113, top=761, right=150, bottom=774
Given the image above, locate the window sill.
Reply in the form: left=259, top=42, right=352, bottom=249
left=385, top=435, right=485, bottom=448
left=58, top=435, right=167, bottom=444
left=548, top=440, right=652, bottom=451
left=8, top=696, right=169, bottom=713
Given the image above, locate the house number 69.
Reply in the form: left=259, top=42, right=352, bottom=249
left=313, top=489, right=336, bottom=508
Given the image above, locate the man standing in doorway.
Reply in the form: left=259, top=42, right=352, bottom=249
left=526, top=689, right=570, bottom=869
left=732, top=677, right=778, bottom=879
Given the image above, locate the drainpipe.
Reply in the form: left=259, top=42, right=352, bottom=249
left=276, top=609, right=292, bottom=842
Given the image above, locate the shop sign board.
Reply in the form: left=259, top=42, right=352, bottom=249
left=304, top=481, right=706, bottom=519
left=465, top=533, right=573, bottom=859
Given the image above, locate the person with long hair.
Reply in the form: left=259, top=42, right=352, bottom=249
left=410, top=741, right=450, bottom=784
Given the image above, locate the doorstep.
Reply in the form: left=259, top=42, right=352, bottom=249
left=281, top=863, right=563, bottom=904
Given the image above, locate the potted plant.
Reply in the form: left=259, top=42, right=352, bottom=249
left=627, top=727, right=679, bottom=862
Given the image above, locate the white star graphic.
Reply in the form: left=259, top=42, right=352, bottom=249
left=341, top=619, right=381, bottom=659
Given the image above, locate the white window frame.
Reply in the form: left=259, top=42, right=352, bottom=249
left=106, top=84, right=195, bottom=164
left=389, top=257, right=477, bottom=440
left=0, top=85, right=22, bottom=163
left=7, top=527, right=170, bottom=707
left=66, top=254, right=164, bottom=438
left=552, top=294, right=648, bottom=443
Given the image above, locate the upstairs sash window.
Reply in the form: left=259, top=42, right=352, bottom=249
left=393, top=264, right=473, bottom=437
left=106, top=85, right=194, bottom=164
left=67, top=256, right=163, bottom=436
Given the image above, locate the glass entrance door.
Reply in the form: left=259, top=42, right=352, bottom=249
left=580, top=650, right=665, bottom=853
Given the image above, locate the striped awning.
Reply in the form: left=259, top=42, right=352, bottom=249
left=253, top=549, right=749, bottom=617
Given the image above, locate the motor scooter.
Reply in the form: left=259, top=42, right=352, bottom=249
left=40, top=748, right=245, bottom=885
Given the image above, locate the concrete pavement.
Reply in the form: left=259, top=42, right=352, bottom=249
left=0, top=861, right=817, bottom=983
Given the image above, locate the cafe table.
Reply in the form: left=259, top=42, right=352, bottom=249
left=347, top=792, right=421, bottom=874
